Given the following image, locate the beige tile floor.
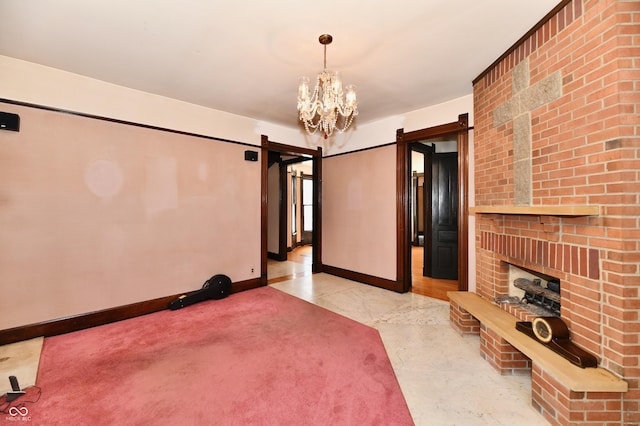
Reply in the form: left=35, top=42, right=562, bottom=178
left=269, top=259, right=548, bottom=426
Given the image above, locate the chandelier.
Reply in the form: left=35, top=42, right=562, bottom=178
left=297, top=34, right=358, bottom=138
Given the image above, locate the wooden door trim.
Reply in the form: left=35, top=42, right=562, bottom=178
left=300, top=172, right=314, bottom=246
left=409, top=143, right=433, bottom=275
left=261, top=136, right=322, bottom=285
left=396, top=114, right=469, bottom=293
left=278, top=161, right=288, bottom=259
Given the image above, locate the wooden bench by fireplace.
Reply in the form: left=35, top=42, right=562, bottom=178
left=448, top=291, right=628, bottom=424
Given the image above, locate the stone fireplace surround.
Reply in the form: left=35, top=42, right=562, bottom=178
left=461, top=0, right=639, bottom=424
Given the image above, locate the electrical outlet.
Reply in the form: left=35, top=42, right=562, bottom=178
left=251, top=268, right=254, bottom=274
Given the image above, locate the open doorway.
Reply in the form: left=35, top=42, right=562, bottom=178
left=266, top=157, right=314, bottom=281
left=260, top=136, right=322, bottom=286
left=396, top=114, right=470, bottom=295
left=410, top=137, right=459, bottom=300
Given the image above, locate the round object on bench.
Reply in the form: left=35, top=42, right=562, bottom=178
left=532, top=317, right=570, bottom=343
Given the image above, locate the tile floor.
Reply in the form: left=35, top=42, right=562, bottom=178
left=269, top=260, right=548, bottom=426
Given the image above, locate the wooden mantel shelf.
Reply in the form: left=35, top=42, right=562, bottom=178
left=469, top=205, right=600, bottom=216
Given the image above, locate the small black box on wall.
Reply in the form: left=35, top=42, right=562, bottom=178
left=244, top=150, right=258, bottom=162
left=0, top=112, right=20, bottom=132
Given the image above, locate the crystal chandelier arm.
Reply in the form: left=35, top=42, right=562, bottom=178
left=297, top=34, right=358, bottom=137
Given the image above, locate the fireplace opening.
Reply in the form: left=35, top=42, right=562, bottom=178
left=497, top=263, right=561, bottom=317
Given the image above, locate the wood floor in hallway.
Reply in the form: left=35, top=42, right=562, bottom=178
left=287, top=245, right=313, bottom=265
left=269, top=245, right=458, bottom=302
left=410, top=246, right=458, bottom=301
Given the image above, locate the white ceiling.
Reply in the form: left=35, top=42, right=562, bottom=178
left=0, top=0, right=560, bottom=129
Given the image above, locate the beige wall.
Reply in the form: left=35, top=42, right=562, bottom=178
left=0, top=104, right=261, bottom=330
left=323, top=145, right=397, bottom=281
left=0, top=55, right=304, bottom=148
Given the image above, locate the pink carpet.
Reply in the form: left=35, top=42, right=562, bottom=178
left=19, top=287, right=414, bottom=425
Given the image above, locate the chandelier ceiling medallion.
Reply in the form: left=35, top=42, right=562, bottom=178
left=297, top=34, right=358, bottom=138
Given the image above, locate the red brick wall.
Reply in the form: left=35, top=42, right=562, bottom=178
left=449, top=297, right=481, bottom=335
left=532, top=365, right=626, bottom=425
left=473, top=0, right=639, bottom=423
left=480, top=325, right=532, bottom=375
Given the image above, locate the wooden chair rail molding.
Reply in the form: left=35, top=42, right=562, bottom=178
left=448, top=291, right=627, bottom=393
left=469, top=205, right=600, bottom=216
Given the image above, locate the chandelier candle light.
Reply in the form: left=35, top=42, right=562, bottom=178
left=297, top=34, right=358, bottom=138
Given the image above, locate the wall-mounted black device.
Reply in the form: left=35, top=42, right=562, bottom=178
left=0, top=112, right=20, bottom=132
left=244, top=150, right=258, bottom=162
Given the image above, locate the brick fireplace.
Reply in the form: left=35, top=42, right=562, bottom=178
left=468, top=0, right=639, bottom=424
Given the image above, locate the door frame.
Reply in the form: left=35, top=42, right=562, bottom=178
left=277, top=156, right=310, bottom=258
left=261, top=135, right=322, bottom=285
left=300, top=172, right=314, bottom=245
left=396, top=114, right=469, bottom=292
left=410, top=143, right=434, bottom=277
